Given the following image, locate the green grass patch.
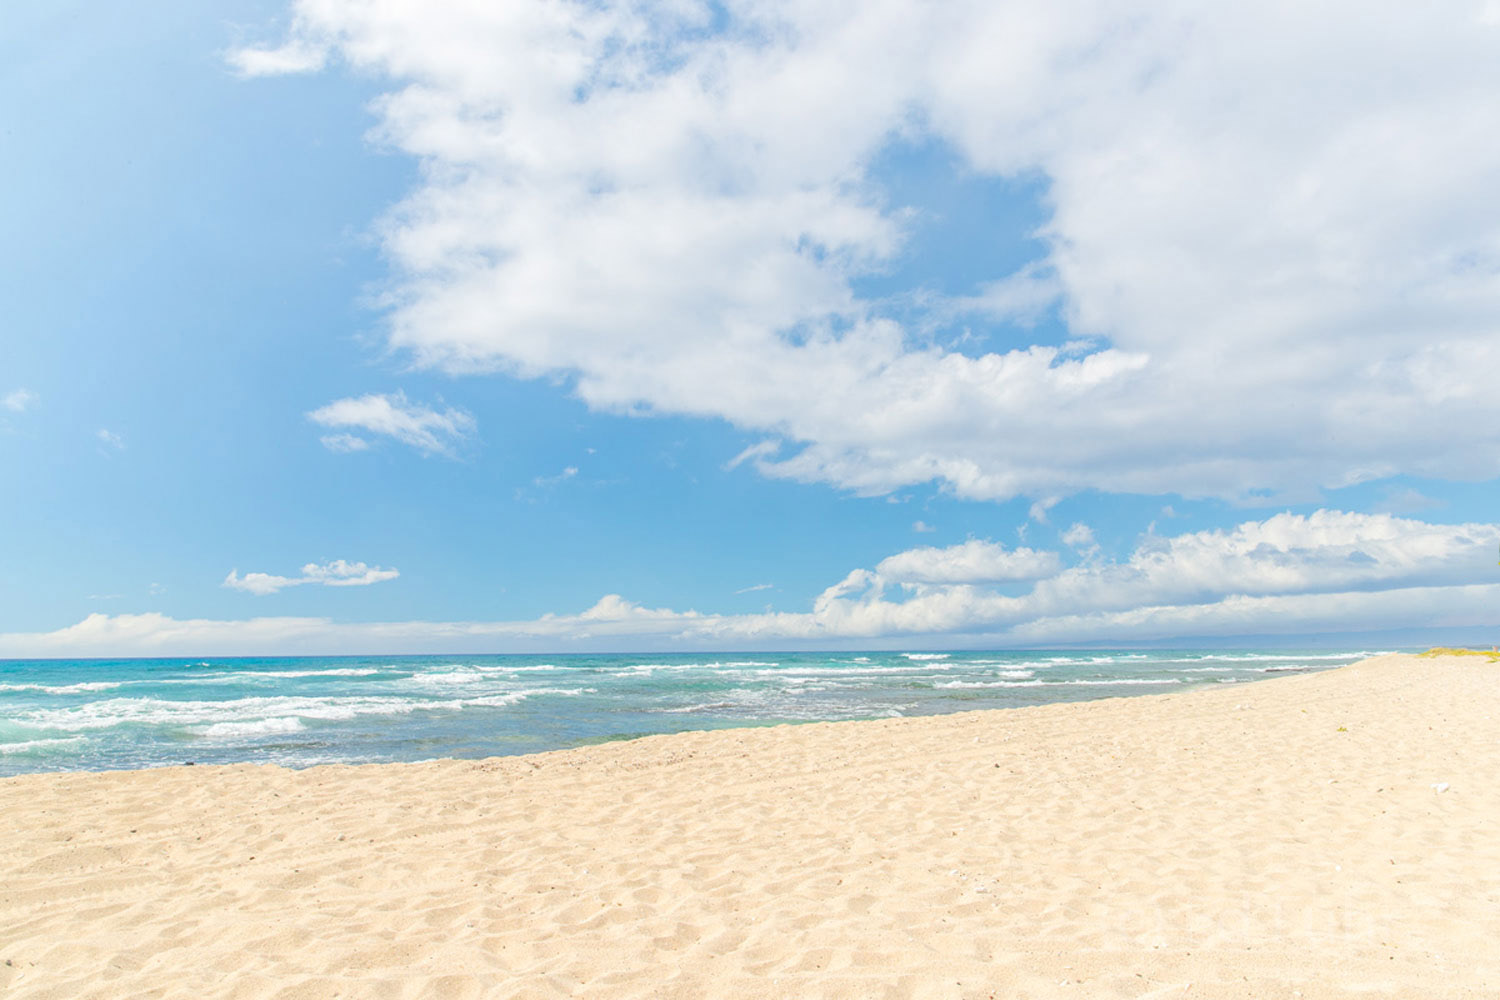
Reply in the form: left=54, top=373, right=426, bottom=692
left=1419, top=647, right=1500, bottom=662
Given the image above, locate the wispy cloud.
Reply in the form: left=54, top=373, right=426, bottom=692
left=227, top=38, right=327, bottom=77
left=1028, top=497, right=1060, bottom=525
left=3, top=389, right=36, bottom=413
left=223, top=559, right=400, bottom=596
left=725, top=440, right=780, bottom=471
left=533, top=466, right=578, bottom=488
left=96, top=428, right=124, bottom=450
left=318, top=432, right=372, bottom=453
left=912, top=520, right=936, bottom=533
left=308, top=392, right=475, bottom=457
left=735, top=583, right=773, bottom=595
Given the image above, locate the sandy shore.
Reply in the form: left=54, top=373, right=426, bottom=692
left=2, top=652, right=1497, bottom=999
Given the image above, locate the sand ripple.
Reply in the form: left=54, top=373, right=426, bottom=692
left=2, top=653, right=1497, bottom=998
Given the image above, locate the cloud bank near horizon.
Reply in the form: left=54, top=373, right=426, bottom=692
left=233, top=0, right=1500, bottom=504
left=9, top=511, right=1498, bottom=656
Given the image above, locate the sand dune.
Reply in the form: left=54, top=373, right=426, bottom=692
left=2, top=652, right=1497, bottom=999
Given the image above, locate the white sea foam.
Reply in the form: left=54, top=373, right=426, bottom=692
left=178, top=667, right=387, bottom=681
left=1062, top=678, right=1182, bottom=686
left=1187, top=651, right=1385, bottom=663
left=656, top=701, right=739, bottom=714
left=0, top=681, right=125, bottom=695
left=0, top=737, right=85, bottom=754
left=936, top=677, right=1183, bottom=689
left=612, top=660, right=779, bottom=677
left=935, top=679, right=1049, bottom=689
left=902, top=653, right=951, bottom=660
left=201, top=717, right=306, bottom=739
left=14, top=686, right=596, bottom=734
left=403, top=669, right=489, bottom=687
left=237, top=668, right=387, bottom=679
left=746, top=665, right=943, bottom=679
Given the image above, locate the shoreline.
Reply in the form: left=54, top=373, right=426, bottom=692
left=0, top=647, right=1388, bottom=777
left=3, top=652, right=1497, bottom=998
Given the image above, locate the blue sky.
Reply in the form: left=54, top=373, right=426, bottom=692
left=3, top=0, right=1499, bottom=655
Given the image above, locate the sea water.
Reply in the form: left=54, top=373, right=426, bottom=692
left=0, top=649, right=1392, bottom=776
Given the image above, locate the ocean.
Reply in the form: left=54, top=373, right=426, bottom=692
left=0, top=648, right=1392, bottom=776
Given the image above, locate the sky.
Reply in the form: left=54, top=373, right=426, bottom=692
left=3, top=0, right=1500, bottom=656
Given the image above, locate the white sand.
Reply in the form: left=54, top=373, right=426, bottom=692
left=2, top=652, right=1498, bottom=999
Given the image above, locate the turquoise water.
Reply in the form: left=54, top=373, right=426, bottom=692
left=0, top=649, right=1391, bottom=775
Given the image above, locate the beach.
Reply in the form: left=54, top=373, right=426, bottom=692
left=2, top=651, right=1496, bottom=998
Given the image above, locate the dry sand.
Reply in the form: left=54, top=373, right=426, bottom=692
left=2, top=652, right=1497, bottom=999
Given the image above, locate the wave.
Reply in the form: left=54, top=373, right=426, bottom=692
left=401, top=669, right=490, bottom=687
left=12, top=686, right=597, bottom=734
left=200, top=717, right=306, bottom=739
left=654, top=701, right=739, bottom=714
left=1062, top=678, right=1182, bottom=686
left=0, top=681, right=125, bottom=695
left=0, top=737, right=85, bottom=755
left=1177, top=651, right=1387, bottom=663
left=934, top=679, right=1048, bottom=689
left=934, top=677, right=1184, bottom=690
left=224, top=667, right=388, bottom=679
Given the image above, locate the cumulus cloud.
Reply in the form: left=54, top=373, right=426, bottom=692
left=13, top=511, right=1499, bottom=654
left=308, top=392, right=475, bottom=457
left=223, top=559, right=400, bottom=596
left=876, top=539, right=1060, bottom=585
left=235, top=1, right=1500, bottom=504
left=1061, top=523, right=1098, bottom=557
left=3, top=389, right=36, bottom=412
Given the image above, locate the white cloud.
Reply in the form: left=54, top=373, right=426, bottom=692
left=319, top=433, right=372, bottom=453
left=912, top=520, right=936, bottom=533
left=13, top=510, right=1496, bottom=654
left=725, top=440, right=781, bottom=471
left=877, top=539, right=1060, bottom=584
left=735, top=582, right=774, bottom=594
left=96, top=428, right=124, bottom=450
left=227, top=39, right=326, bottom=76
left=236, top=1, right=1500, bottom=504
left=1061, top=522, right=1096, bottom=551
left=308, top=392, right=475, bottom=457
left=223, top=559, right=400, bottom=596
left=533, top=465, right=578, bottom=487
left=3, top=389, right=36, bottom=412
left=1028, top=496, right=1060, bottom=524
